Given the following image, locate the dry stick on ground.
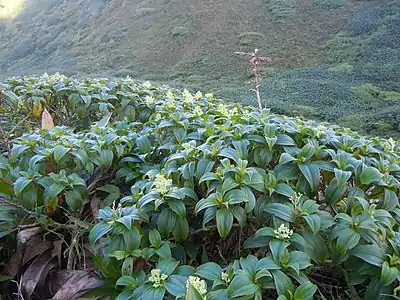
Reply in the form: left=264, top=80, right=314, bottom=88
left=235, top=49, right=272, bottom=112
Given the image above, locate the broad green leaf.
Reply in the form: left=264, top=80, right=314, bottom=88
left=136, top=136, right=152, bottom=153
left=381, top=189, right=398, bottom=211
left=156, top=243, right=171, bottom=258
left=225, top=189, right=247, bottom=205
left=337, top=228, right=360, bottom=251
left=275, top=183, right=295, bottom=198
left=172, top=217, right=189, bottom=242
left=302, top=232, right=328, bottom=264
left=53, top=145, right=70, bottom=163
left=360, top=167, right=383, bottom=185
left=325, top=179, right=347, bottom=205
left=240, top=255, right=259, bottom=276
left=97, top=185, right=121, bottom=207
left=158, top=208, right=176, bottom=237
left=96, top=112, right=112, bottom=128
left=255, top=227, right=275, bottom=237
left=299, top=163, right=320, bottom=192
left=270, top=240, right=290, bottom=263
left=65, top=189, right=83, bottom=211
left=381, top=261, right=398, bottom=286
left=288, top=251, right=312, bottom=270
left=222, top=178, right=239, bottom=194
left=99, top=149, right=114, bottom=168
left=47, top=182, right=65, bottom=198
left=175, top=266, right=195, bottom=276
left=243, top=186, right=256, bottom=213
left=123, top=227, right=141, bottom=251
left=271, top=270, right=295, bottom=298
left=216, top=209, right=233, bottom=238
left=293, top=282, right=317, bottom=300
left=232, top=206, right=246, bottom=226
left=116, top=276, right=140, bottom=287
left=276, top=135, right=296, bottom=146
left=165, top=275, right=187, bottom=297
left=243, top=235, right=270, bottom=249
left=218, top=148, right=240, bottom=164
left=168, top=199, right=186, bottom=218
left=279, top=153, right=297, bottom=165
left=149, top=229, right=162, bottom=248
left=121, top=257, right=134, bottom=276
left=142, top=286, right=165, bottom=300
left=14, top=177, right=32, bottom=197
left=264, top=203, right=295, bottom=222
left=227, top=273, right=258, bottom=298
left=195, top=262, right=222, bottom=281
left=334, top=168, right=352, bottom=188
left=117, top=216, right=133, bottom=230
left=351, top=245, right=385, bottom=267
left=89, top=222, right=112, bottom=244
left=195, top=197, right=218, bottom=214
left=157, top=258, right=180, bottom=275
left=303, top=214, right=321, bottom=234
left=256, top=257, right=281, bottom=270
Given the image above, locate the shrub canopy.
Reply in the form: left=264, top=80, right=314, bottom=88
left=0, top=75, right=400, bottom=299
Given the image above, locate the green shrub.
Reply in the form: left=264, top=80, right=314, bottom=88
left=1, top=75, right=400, bottom=299
left=328, top=62, right=354, bottom=74
left=351, top=83, right=400, bottom=102
left=237, top=32, right=265, bottom=46
left=171, top=26, right=190, bottom=37
left=136, top=7, right=157, bottom=16
left=313, top=0, right=344, bottom=9
left=264, top=0, right=297, bottom=22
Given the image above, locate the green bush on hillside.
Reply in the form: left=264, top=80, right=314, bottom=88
left=1, top=75, right=400, bottom=299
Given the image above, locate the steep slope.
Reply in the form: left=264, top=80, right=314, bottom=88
left=0, top=0, right=399, bottom=137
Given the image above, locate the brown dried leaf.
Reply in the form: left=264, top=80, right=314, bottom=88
left=52, top=240, right=63, bottom=268
left=3, top=227, right=41, bottom=277
left=51, top=270, right=104, bottom=300
left=42, top=108, right=55, bottom=130
left=37, top=260, right=58, bottom=290
left=21, top=249, right=53, bottom=300
left=90, top=196, right=101, bottom=219
left=23, top=235, right=53, bottom=265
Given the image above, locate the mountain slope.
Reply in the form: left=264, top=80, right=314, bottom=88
left=0, top=0, right=399, bottom=137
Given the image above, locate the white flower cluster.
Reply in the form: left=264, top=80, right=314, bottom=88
left=316, top=125, right=327, bottom=138
left=205, top=93, right=213, bottom=99
left=143, top=81, right=152, bottom=89
left=221, top=272, right=230, bottom=284
left=193, top=105, right=203, bottom=116
left=186, top=276, right=207, bottom=299
left=154, top=174, right=172, bottom=194
left=183, top=89, right=195, bottom=104
left=217, top=104, right=238, bottom=118
left=385, top=137, right=397, bottom=151
left=166, top=90, right=176, bottom=106
left=39, top=72, right=68, bottom=82
left=145, top=95, right=154, bottom=106
left=195, top=91, right=203, bottom=100
left=167, top=90, right=175, bottom=100
left=148, top=269, right=168, bottom=288
left=182, top=142, right=196, bottom=152
left=274, top=224, right=293, bottom=240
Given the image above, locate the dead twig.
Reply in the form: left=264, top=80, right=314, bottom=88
left=235, top=49, right=272, bottom=112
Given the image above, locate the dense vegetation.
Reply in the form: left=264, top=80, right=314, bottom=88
left=0, top=0, right=399, bottom=137
left=0, top=74, right=399, bottom=299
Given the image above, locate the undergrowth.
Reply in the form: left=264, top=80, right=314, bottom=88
left=0, top=75, right=399, bottom=299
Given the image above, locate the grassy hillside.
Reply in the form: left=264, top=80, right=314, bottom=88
left=0, top=0, right=399, bottom=137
